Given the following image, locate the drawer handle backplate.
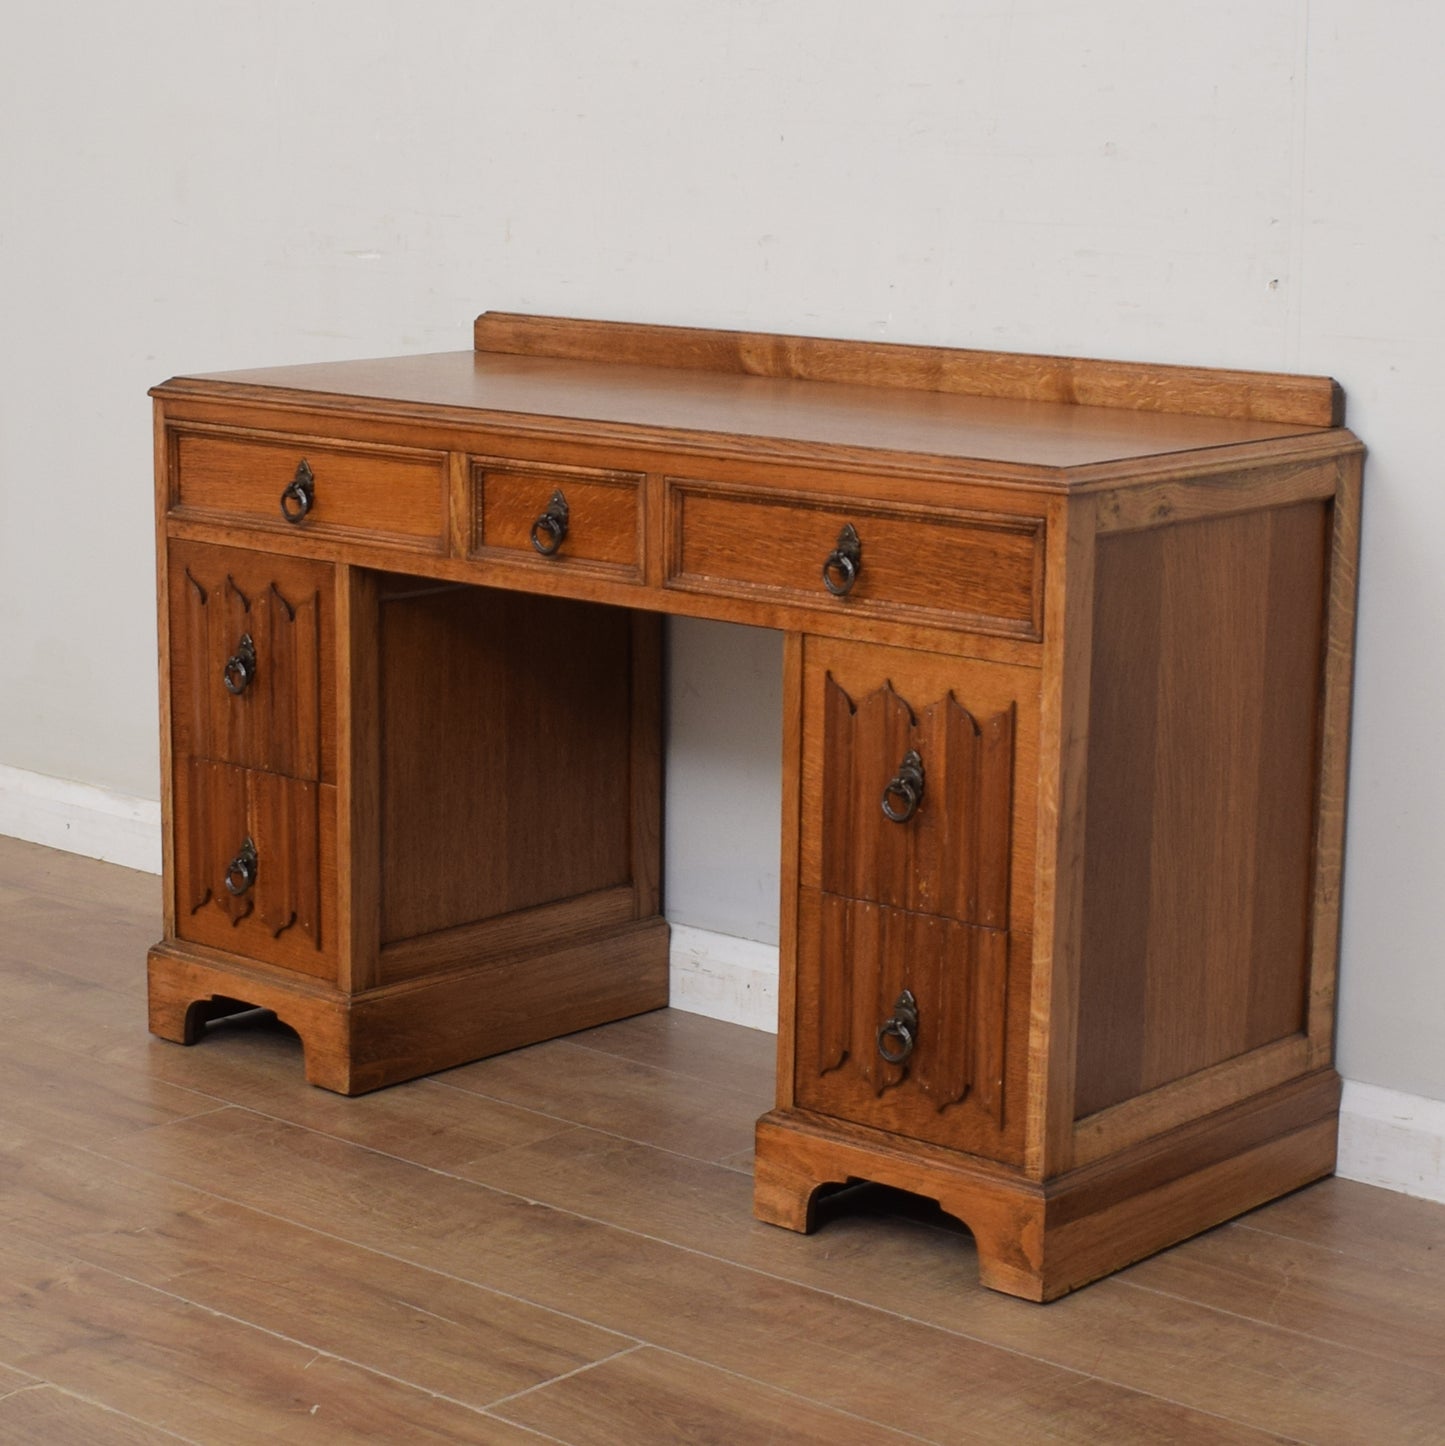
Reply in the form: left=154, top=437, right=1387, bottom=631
left=876, top=989, right=919, bottom=1065
left=822, top=523, right=862, bottom=596
left=223, top=634, right=257, bottom=696
left=530, top=489, right=570, bottom=556
left=881, top=749, right=925, bottom=823
left=224, top=837, right=258, bottom=897
left=280, top=459, right=315, bottom=524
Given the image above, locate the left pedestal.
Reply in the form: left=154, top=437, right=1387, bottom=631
left=150, top=540, right=669, bottom=1093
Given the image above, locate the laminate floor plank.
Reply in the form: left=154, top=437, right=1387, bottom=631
left=7, top=838, right=1445, bottom=1446
left=89, top=1107, right=1311, bottom=1444
left=0, top=1032, right=221, bottom=1146
left=1236, top=1176, right=1445, bottom=1280
left=438, top=1038, right=766, bottom=1163
left=0, top=1236, right=548, bottom=1444
left=75, top=1014, right=583, bottom=1173
left=564, top=1008, right=779, bottom=1095
left=451, top=1115, right=1445, bottom=1444
left=0, top=1132, right=636, bottom=1411
left=0, top=1381, right=196, bottom=1445
left=0, top=893, right=157, bottom=991
left=490, top=1346, right=925, bottom=1445
left=0, top=836, right=161, bottom=915
left=1117, top=1218, right=1445, bottom=1373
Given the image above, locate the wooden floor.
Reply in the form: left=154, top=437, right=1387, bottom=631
left=2, top=838, right=1443, bottom=1445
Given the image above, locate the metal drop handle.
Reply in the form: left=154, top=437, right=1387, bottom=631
left=280, top=459, right=315, bottom=524
left=876, top=989, right=918, bottom=1065
left=821, top=523, right=862, bottom=596
left=881, top=749, right=925, bottom=823
left=530, top=489, right=570, bottom=555
left=224, top=837, right=258, bottom=897
left=223, top=634, right=256, bottom=696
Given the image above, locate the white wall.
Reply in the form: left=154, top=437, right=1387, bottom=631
left=2, top=2, right=1442, bottom=1105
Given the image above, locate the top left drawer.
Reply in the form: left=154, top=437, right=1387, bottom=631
left=170, top=429, right=448, bottom=552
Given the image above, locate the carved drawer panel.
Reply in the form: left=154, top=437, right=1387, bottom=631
left=168, top=541, right=333, bottom=782
left=171, top=428, right=447, bottom=551
left=794, top=889, right=1012, bottom=1159
left=817, top=673, right=1014, bottom=928
left=174, top=759, right=336, bottom=980
left=667, top=479, right=1044, bottom=639
left=470, top=457, right=644, bottom=579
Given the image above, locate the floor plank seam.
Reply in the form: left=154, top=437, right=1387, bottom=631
left=37, top=1253, right=558, bottom=1424
left=1116, top=1274, right=1445, bottom=1380
left=0, top=1382, right=48, bottom=1404
left=72, top=1134, right=1214, bottom=1430
left=645, top=1344, right=949, bottom=1445
left=429, top=1075, right=766, bottom=1163
left=556, top=1035, right=777, bottom=1099
left=76, top=1117, right=1347, bottom=1439
left=479, top=1411, right=579, bottom=1445
left=66, top=1139, right=654, bottom=1347
left=482, top=1342, right=647, bottom=1412
left=0, top=1374, right=201, bottom=1443
left=1233, top=1217, right=1445, bottom=1279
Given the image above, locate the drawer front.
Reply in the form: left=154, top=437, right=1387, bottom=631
left=172, top=429, right=447, bottom=550
left=174, top=759, right=335, bottom=979
left=668, top=480, right=1044, bottom=639
left=794, top=890, right=1012, bottom=1159
left=815, top=670, right=1013, bottom=928
left=169, top=541, right=333, bottom=781
left=801, top=638, right=1034, bottom=930
left=471, top=458, right=644, bottom=579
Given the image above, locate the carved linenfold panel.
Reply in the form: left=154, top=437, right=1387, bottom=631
left=174, top=759, right=329, bottom=977
left=821, top=676, right=1015, bottom=928
left=802, top=892, right=1007, bottom=1142
left=169, top=542, right=329, bottom=782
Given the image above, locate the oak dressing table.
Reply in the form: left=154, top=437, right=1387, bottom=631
left=148, top=313, right=1361, bottom=1299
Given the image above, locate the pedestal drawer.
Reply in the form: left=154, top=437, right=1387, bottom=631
left=174, top=759, right=336, bottom=980
left=794, top=890, right=1012, bottom=1159
left=168, top=541, right=333, bottom=782
left=171, top=429, right=447, bottom=551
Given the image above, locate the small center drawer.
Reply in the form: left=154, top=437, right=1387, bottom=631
left=667, top=479, right=1044, bottom=639
left=171, top=428, right=447, bottom=551
left=470, top=457, right=644, bottom=579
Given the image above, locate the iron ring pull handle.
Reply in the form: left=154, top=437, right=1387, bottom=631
left=223, top=634, right=257, bottom=696
left=881, top=749, right=925, bottom=823
left=876, top=989, right=919, bottom=1065
left=224, top=837, right=258, bottom=897
left=279, top=459, right=315, bottom=524
left=530, top=489, right=570, bottom=556
left=821, top=523, right=862, bottom=596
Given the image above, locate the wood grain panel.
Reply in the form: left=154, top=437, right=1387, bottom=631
left=1074, top=501, right=1330, bottom=1119
left=376, top=582, right=639, bottom=944
left=474, top=311, right=1345, bottom=427
left=172, top=426, right=447, bottom=550
left=168, top=540, right=333, bottom=781
left=668, top=479, right=1045, bottom=639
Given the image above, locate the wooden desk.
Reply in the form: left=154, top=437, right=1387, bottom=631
left=148, top=314, right=1362, bottom=1299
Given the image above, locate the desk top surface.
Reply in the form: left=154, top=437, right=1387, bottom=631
left=158, top=346, right=1337, bottom=475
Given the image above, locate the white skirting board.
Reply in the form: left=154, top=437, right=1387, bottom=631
left=2, top=762, right=1441, bottom=1205
left=0, top=763, right=161, bottom=874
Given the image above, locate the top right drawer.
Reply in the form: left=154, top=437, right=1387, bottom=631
left=664, top=479, right=1045, bottom=641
